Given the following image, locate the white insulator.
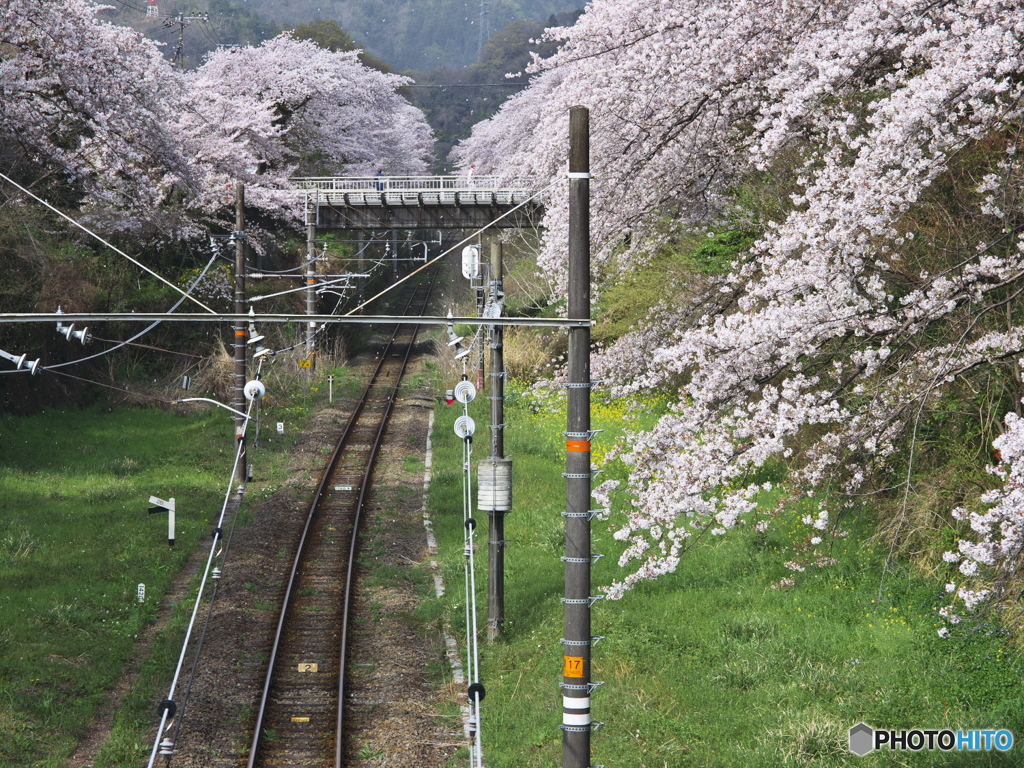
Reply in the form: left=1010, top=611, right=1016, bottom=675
left=454, top=380, right=476, bottom=404
left=243, top=380, right=266, bottom=401
left=453, top=415, right=475, bottom=439
left=478, top=458, right=512, bottom=512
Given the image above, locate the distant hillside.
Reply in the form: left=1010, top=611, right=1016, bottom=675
left=244, top=0, right=585, bottom=70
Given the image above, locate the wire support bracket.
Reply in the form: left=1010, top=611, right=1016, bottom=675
left=564, top=429, right=604, bottom=440
left=561, top=553, right=604, bottom=564
left=563, top=508, right=606, bottom=521
left=563, top=380, right=603, bottom=389
left=560, top=680, right=605, bottom=692
left=561, top=596, right=604, bottom=607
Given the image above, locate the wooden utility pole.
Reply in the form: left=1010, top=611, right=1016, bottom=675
left=233, top=182, right=247, bottom=485
left=563, top=105, right=593, bottom=768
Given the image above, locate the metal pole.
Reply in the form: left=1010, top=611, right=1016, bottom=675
left=476, top=255, right=487, bottom=391
left=391, top=229, right=399, bottom=279
left=233, top=182, right=247, bottom=485
left=305, top=205, right=317, bottom=366
left=357, top=230, right=366, bottom=308
left=487, top=240, right=506, bottom=640
left=563, top=105, right=592, bottom=768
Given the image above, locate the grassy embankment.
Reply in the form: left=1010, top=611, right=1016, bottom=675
left=428, top=381, right=1024, bottom=768
left=0, top=364, right=362, bottom=767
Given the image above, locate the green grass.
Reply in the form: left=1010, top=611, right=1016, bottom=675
left=428, top=383, right=1024, bottom=768
left=323, top=363, right=364, bottom=400
left=0, top=406, right=226, bottom=766
left=0, top=367, right=336, bottom=767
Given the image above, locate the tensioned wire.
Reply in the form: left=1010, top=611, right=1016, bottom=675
left=145, top=369, right=261, bottom=768
left=457, top=334, right=486, bottom=768
left=342, top=180, right=553, bottom=318
left=162, top=356, right=268, bottom=761
left=0, top=231, right=222, bottom=376
left=0, top=170, right=216, bottom=314
left=0, top=174, right=549, bottom=376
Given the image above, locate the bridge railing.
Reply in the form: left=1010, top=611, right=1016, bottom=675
left=292, top=175, right=540, bottom=194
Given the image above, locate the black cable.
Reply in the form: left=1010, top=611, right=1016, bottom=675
left=46, top=368, right=176, bottom=404
left=109, top=0, right=148, bottom=13
left=165, top=440, right=250, bottom=764
left=88, top=337, right=206, bottom=358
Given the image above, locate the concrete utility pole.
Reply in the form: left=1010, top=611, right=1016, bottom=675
left=479, top=0, right=491, bottom=55
left=233, top=182, right=248, bottom=485
left=305, top=202, right=317, bottom=365
left=562, top=105, right=593, bottom=768
left=357, top=230, right=366, bottom=308
left=482, top=240, right=510, bottom=640
left=391, top=229, right=399, bottom=279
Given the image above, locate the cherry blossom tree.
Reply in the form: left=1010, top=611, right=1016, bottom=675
left=0, top=0, right=191, bottom=215
left=939, top=408, right=1024, bottom=631
left=456, top=0, right=1024, bottom=598
left=171, top=34, right=435, bottom=230
left=1, top=4, right=433, bottom=238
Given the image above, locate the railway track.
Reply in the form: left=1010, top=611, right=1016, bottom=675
left=246, top=278, right=435, bottom=768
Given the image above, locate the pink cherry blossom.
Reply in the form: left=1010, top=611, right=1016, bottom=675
left=456, top=0, right=1024, bottom=596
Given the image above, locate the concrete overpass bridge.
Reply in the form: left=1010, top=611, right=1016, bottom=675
left=293, top=175, right=544, bottom=230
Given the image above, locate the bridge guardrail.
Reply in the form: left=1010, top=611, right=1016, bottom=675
left=294, top=176, right=545, bottom=208
left=293, top=175, right=540, bottom=194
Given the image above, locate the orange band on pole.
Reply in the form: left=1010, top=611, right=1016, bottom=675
left=566, top=440, right=590, bottom=452
left=235, top=330, right=246, bottom=336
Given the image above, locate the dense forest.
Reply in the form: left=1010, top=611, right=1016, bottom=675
left=127, top=0, right=585, bottom=70
left=100, top=0, right=581, bottom=163
left=235, top=0, right=584, bottom=69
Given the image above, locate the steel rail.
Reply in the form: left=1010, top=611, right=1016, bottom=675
left=246, top=271, right=436, bottom=768
left=335, top=280, right=432, bottom=766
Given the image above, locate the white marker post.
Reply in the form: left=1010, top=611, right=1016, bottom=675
left=148, top=496, right=176, bottom=547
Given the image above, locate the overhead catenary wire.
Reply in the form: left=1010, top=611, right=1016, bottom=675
left=344, top=180, right=555, bottom=317
left=87, top=337, right=207, bottom=359
left=248, top=274, right=359, bottom=303
left=109, top=0, right=149, bottom=14
left=45, top=367, right=179, bottom=403
left=0, top=249, right=221, bottom=375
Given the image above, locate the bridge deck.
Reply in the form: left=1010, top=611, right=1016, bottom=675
left=294, top=176, right=544, bottom=229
